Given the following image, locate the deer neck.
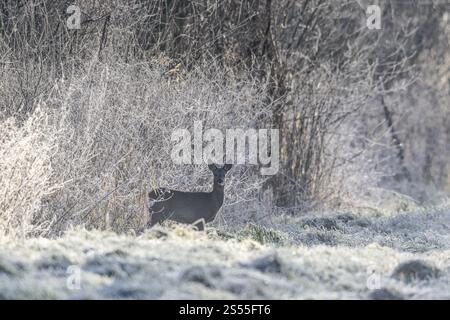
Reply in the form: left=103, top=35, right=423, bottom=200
left=211, top=182, right=224, bottom=209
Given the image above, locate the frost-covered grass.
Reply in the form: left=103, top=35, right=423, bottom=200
left=1, top=206, right=450, bottom=299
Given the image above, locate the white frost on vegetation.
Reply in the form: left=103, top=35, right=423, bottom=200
left=1, top=205, right=450, bottom=299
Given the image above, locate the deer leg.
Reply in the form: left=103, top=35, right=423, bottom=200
left=149, top=212, right=165, bottom=227
left=192, top=218, right=206, bottom=231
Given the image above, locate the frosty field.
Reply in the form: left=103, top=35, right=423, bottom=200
left=1, top=205, right=449, bottom=300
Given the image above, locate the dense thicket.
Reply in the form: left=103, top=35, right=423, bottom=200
left=0, top=0, right=448, bottom=236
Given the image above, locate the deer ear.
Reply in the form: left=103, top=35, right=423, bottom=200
left=223, top=163, right=233, bottom=171
left=208, top=163, right=217, bottom=171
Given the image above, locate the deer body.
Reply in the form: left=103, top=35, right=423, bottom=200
left=148, top=164, right=232, bottom=230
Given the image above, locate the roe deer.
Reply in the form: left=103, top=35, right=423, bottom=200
left=148, top=163, right=233, bottom=230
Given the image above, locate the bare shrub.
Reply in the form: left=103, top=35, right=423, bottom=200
left=0, top=108, right=59, bottom=237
